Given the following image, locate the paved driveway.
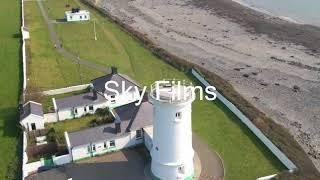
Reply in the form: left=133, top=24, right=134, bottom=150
left=26, top=147, right=150, bottom=180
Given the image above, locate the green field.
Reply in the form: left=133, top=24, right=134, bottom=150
left=24, top=2, right=104, bottom=91
left=25, top=0, right=286, bottom=179
left=0, top=0, right=21, bottom=179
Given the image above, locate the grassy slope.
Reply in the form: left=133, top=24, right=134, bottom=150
left=0, top=0, right=21, bottom=179
left=24, top=2, right=104, bottom=91
left=29, top=0, right=285, bottom=179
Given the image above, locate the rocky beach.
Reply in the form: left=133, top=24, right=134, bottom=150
left=86, top=0, right=320, bottom=172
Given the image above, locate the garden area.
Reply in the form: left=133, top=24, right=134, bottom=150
left=45, top=108, right=114, bottom=146
left=24, top=0, right=286, bottom=179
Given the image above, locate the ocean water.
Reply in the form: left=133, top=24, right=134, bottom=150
left=233, top=0, right=320, bottom=27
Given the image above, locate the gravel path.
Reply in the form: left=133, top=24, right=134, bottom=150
left=36, top=0, right=109, bottom=73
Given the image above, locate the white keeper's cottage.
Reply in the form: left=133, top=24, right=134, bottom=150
left=53, top=68, right=142, bottom=121
left=65, top=8, right=90, bottom=22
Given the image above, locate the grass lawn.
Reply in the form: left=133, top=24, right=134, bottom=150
left=0, top=0, right=21, bottom=179
left=26, top=0, right=286, bottom=179
left=45, top=115, right=98, bottom=145
left=24, top=1, right=104, bottom=91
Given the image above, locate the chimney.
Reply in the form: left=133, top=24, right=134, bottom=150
left=114, top=114, right=121, bottom=133
left=115, top=122, right=121, bottom=133
left=19, top=104, right=24, bottom=115
left=92, top=89, right=98, bottom=101
left=111, top=67, right=118, bottom=74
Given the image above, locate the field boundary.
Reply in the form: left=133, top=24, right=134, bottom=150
left=191, top=69, right=297, bottom=171
left=21, top=0, right=28, bottom=99
left=42, top=84, right=90, bottom=95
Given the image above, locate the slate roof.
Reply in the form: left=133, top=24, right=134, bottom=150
left=55, top=92, right=107, bottom=110
left=20, top=101, right=43, bottom=120
left=91, top=73, right=141, bottom=96
left=68, top=101, right=153, bottom=147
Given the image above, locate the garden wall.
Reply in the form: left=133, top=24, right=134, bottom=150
left=44, top=113, right=58, bottom=123
left=42, top=84, right=90, bottom=96
left=52, top=154, right=72, bottom=166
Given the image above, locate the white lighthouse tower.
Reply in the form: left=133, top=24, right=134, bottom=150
left=149, top=80, right=195, bottom=180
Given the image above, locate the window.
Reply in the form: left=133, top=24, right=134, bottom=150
left=87, top=146, right=91, bottom=152
left=178, top=165, right=185, bottom=174
left=84, top=106, right=87, bottom=112
left=136, top=130, right=142, bottom=139
left=84, top=15, right=87, bottom=19
left=80, top=15, right=82, bottom=19
left=175, top=112, right=182, bottom=119
left=89, top=105, right=94, bottom=111
left=92, top=144, right=96, bottom=151
left=74, top=108, right=78, bottom=114
left=110, top=140, right=115, bottom=147
left=111, top=100, right=116, bottom=103
left=104, top=142, right=107, bottom=149
left=110, top=95, right=115, bottom=98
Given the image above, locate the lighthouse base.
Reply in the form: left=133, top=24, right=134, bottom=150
left=150, top=170, right=194, bottom=180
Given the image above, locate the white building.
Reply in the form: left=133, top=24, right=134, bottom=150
left=149, top=81, right=195, bottom=180
left=65, top=8, right=90, bottom=22
left=53, top=69, right=141, bottom=121
left=64, top=101, right=153, bottom=161
left=20, top=101, right=45, bottom=131
left=53, top=91, right=107, bottom=121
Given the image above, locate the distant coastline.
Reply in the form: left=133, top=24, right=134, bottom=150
left=231, top=0, right=303, bottom=25
left=191, top=0, right=320, bottom=54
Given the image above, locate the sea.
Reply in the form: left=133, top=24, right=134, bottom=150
left=233, top=0, right=320, bottom=27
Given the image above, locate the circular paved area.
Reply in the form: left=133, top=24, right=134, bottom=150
left=193, top=134, right=224, bottom=180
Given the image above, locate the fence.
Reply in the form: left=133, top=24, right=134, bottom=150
left=191, top=69, right=297, bottom=171
left=43, top=84, right=90, bottom=95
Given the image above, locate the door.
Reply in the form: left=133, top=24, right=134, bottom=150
left=31, top=123, right=36, bottom=130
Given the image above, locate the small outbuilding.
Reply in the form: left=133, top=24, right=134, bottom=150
left=20, top=101, right=44, bottom=131
left=65, top=8, right=90, bottom=22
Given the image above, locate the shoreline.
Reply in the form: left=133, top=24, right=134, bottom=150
left=83, top=0, right=320, bottom=177
left=231, top=0, right=304, bottom=25
left=189, top=0, right=320, bottom=54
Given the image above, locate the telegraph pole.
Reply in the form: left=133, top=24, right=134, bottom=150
left=93, top=19, right=97, bottom=41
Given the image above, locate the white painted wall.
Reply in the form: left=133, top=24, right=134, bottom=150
left=44, top=113, right=58, bottom=123
left=105, top=90, right=140, bottom=108
left=53, top=154, right=72, bottom=166
left=191, top=69, right=297, bottom=170
left=24, top=161, right=43, bottom=176
left=57, top=101, right=106, bottom=121
left=70, top=130, right=144, bottom=161
left=21, top=114, right=44, bottom=131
